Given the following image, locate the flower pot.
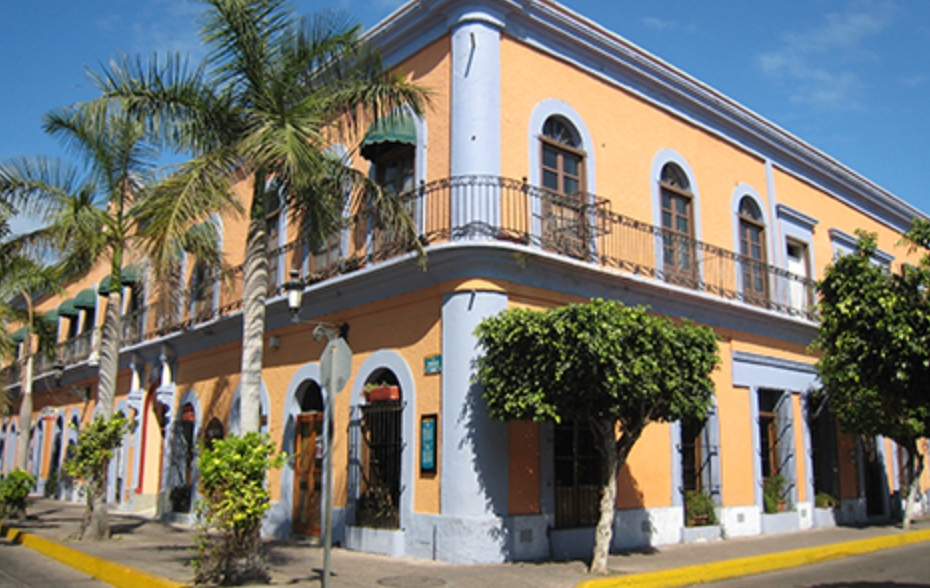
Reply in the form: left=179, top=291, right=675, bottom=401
left=366, top=385, right=400, bottom=402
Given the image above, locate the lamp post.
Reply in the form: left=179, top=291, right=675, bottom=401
left=284, top=270, right=350, bottom=588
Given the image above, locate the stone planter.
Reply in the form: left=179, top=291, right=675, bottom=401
left=761, top=510, right=800, bottom=535
left=681, top=524, right=723, bottom=543
left=812, top=507, right=837, bottom=528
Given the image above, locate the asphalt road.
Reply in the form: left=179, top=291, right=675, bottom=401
left=0, top=537, right=109, bottom=588
left=690, top=540, right=930, bottom=588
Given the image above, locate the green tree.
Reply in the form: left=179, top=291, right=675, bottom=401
left=0, top=107, right=167, bottom=539
left=475, top=299, right=720, bottom=574
left=63, top=413, right=132, bottom=539
left=0, top=255, right=63, bottom=471
left=814, top=225, right=930, bottom=529
left=193, top=432, right=285, bottom=585
left=88, top=0, right=429, bottom=434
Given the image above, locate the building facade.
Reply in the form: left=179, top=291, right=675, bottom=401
left=3, top=0, right=930, bottom=563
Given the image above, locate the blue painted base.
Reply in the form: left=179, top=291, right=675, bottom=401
left=760, top=511, right=799, bottom=534
left=812, top=507, right=836, bottom=528
left=681, top=524, right=722, bottom=543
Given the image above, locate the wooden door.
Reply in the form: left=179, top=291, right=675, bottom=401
left=292, top=412, right=323, bottom=536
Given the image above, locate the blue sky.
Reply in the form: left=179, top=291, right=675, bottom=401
left=2, top=0, right=929, bottom=234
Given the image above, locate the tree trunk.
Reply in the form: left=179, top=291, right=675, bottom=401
left=901, top=440, right=925, bottom=530
left=96, top=289, right=122, bottom=420
left=14, top=334, right=35, bottom=472
left=86, top=288, right=122, bottom=541
left=590, top=420, right=620, bottom=575
left=239, top=216, right=269, bottom=434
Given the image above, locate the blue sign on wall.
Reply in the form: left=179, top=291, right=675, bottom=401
left=425, top=354, right=442, bottom=374
left=421, top=414, right=437, bottom=474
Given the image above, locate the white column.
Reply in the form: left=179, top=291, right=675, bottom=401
left=448, top=8, right=503, bottom=230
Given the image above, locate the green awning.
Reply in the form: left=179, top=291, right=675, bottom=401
left=39, top=310, right=59, bottom=324
left=98, top=275, right=115, bottom=295
left=57, top=298, right=79, bottom=318
left=73, top=288, right=97, bottom=309
left=121, top=262, right=143, bottom=285
left=98, top=263, right=144, bottom=295
left=360, top=115, right=416, bottom=160
left=10, top=327, right=27, bottom=343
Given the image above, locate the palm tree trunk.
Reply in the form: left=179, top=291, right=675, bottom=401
left=86, top=288, right=122, bottom=540
left=96, top=289, right=122, bottom=419
left=15, top=335, right=35, bottom=472
left=901, top=440, right=925, bottom=531
left=239, top=216, right=269, bottom=434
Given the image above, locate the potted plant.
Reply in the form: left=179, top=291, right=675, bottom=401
left=684, top=489, right=718, bottom=527
left=815, top=492, right=839, bottom=509
left=364, top=382, right=401, bottom=402
left=763, top=474, right=788, bottom=514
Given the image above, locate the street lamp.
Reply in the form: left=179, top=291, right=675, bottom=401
left=283, top=269, right=305, bottom=324
left=282, top=267, right=350, bottom=588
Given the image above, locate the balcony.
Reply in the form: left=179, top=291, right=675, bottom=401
left=11, top=175, right=814, bottom=376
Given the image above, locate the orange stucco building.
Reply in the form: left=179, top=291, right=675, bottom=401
left=3, top=0, right=929, bottom=563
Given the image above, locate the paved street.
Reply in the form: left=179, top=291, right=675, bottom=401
left=687, top=541, right=930, bottom=588
left=4, top=498, right=930, bottom=588
left=0, top=536, right=109, bottom=588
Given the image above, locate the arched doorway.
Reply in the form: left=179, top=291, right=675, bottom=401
left=203, top=417, right=224, bottom=451
left=48, top=416, right=64, bottom=499
left=292, top=380, right=324, bottom=536
left=354, top=369, right=403, bottom=529
left=66, top=416, right=80, bottom=502
left=168, top=402, right=196, bottom=513
left=0, top=420, right=7, bottom=475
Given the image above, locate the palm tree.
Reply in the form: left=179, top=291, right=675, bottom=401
left=89, top=0, right=429, bottom=433
left=0, top=107, right=170, bottom=539
left=0, top=254, right=63, bottom=472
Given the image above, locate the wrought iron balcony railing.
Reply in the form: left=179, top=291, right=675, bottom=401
left=7, top=175, right=816, bottom=377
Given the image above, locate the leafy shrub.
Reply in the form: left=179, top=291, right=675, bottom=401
left=64, top=413, right=131, bottom=538
left=0, top=469, right=36, bottom=519
left=815, top=492, right=840, bottom=509
left=763, top=474, right=788, bottom=514
left=193, top=432, right=285, bottom=585
left=684, top=489, right=718, bottom=527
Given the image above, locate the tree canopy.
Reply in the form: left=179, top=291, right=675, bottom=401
left=89, top=0, right=430, bottom=435
left=475, top=299, right=719, bottom=573
left=814, top=224, right=930, bottom=527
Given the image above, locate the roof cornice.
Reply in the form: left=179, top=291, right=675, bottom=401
left=366, top=0, right=925, bottom=232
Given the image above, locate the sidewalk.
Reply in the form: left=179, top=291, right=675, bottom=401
left=0, top=497, right=927, bottom=588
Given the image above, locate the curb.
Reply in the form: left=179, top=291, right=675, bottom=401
left=575, top=529, right=930, bottom=588
left=0, top=523, right=189, bottom=588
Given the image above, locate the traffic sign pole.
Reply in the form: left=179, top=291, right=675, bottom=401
left=319, top=333, right=351, bottom=588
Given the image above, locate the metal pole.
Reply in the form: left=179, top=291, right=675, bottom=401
left=322, top=338, right=336, bottom=588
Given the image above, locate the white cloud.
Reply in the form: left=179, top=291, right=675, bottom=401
left=642, top=16, right=697, bottom=34
left=127, top=0, right=204, bottom=59
left=901, top=74, right=930, bottom=87
left=757, top=1, right=896, bottom=110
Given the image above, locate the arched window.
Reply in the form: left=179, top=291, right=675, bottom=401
left=541, top=116, right=587, bottom=258
left=660, top=163, right=696, bottom=284
left=354, top=370, right=403, bottom=529
left=264, top=181, right=284, bottom=286
left=738, top=196, right=768, bottom=305
left=191, top=259, right=216, bottom=322
left=358, top=115, right=418, bottom=256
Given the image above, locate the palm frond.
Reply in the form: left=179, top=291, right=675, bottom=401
left=199, top=0, right=292, bottom=93
left=133, top=145, right=244, bottom=280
